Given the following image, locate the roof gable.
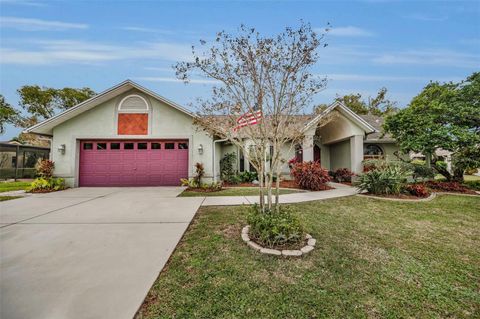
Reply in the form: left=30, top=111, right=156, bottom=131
left=303, top=101, right=377, bottom=133
left=25, top=80, right=194, bottom=135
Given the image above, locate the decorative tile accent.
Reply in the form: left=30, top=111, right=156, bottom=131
left=118, top=114, right=148, bottom=135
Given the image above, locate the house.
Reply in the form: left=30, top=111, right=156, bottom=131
left=0, top=141, right=50, bottom=179
left=25, top=80, right=402, bottom=187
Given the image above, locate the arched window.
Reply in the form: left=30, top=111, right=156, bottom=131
left=118, top=95, right=149, bottom=113
left=364, top=144, right=384, bottom=159
left=117, top=94, right=149, bottom=135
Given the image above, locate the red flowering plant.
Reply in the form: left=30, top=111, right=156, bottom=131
left=404, top=184, right=430, bottom=197
left=290, top=161, right=331, bottom=191
left=288, top=157, right=299, bottom=169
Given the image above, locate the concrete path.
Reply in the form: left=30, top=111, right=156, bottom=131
left=0, top=187, right=203, bottom=319
left=201, top=182, right=359, bottom=206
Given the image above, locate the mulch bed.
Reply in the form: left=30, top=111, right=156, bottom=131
left=223, top=180, right=333, bottom=191
left=363, top=193, right=431, bottom=200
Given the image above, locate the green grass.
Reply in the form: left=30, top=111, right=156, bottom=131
left=0, top=196, right=22, bottom=201
left=465, top=175, right=480, bottom=181
left=0, top=181, right=31, bottom=193
left=138, top=195, right=480, bottom=319
left=178, top=187, right=302, bottom=197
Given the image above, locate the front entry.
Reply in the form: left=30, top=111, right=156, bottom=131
left=314, top=145, right=321, bottom=163
left=79, top=140, right=188, bottom=186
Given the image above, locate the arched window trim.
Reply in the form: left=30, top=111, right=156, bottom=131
left=118, top=94, right=149, bottom=113
left=364, top=144, right=384, bottom=157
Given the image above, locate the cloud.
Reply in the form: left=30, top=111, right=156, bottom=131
left=372, top=50, right=480, bottom=68
left=403, top=13, right=448, bottom=22
left=0, top=16, right=88, bottom=31
left=0, top=0, right=46, bottom=7
left=135, top=76, right=219, bottom=84
left=325, top=26, right=374, bottom=37
left=120, top=26, right=174, bottom=35
left=322, top=73, right=463, bottom=83
left=0, top=39, right=193, bottom=64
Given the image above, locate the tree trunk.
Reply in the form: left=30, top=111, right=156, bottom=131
left=431, top=157, right=453, bottom=181
left=274, top=167, right=281, bottom=213
left=425, top=152, right=432, bottom=168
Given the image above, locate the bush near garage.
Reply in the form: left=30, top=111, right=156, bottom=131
left=28, top=177, right=65, bottom=193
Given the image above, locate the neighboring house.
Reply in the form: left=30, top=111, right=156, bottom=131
left=25, top=80, right=402, bottom=187
left=0, top=141, right=50, bottom=179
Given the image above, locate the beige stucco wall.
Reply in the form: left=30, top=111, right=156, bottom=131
left=51, top=88, right=214, bottom=187
left=318, top=110, right=365, bottom=145
left=329, top=139, right=351, bottom=171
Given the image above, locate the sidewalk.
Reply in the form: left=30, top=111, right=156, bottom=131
left=201, top=182, right=359, bottom=206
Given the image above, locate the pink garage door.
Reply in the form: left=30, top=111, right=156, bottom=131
left=79, top=140, right=189, bottom=186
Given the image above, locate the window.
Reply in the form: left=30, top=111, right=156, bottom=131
left=364, top=144, right=384, bottom=159
left=118, top=95, right=149, bottom=113
left=97, top=143, right=107, bottom=150
left=138, top=142, right=148, bottom=150
left=110, top=143, right=120, bottom=150
left=124, top=143, right=134, bottom=150
left=165, top=143, right=175, bottom=150
left=295, top=144, right=303, bottom=162
left=178, top=142, right=188, bottom=150
left=151, top=142, right=161, bottom=149
left=83, top=143, right=93, bottom=150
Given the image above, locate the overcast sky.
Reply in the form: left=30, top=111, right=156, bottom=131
left=1, top=0, right=479, bottom=140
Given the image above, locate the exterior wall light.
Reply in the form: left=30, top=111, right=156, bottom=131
left=58, top=144, right=66, bottom=154
left=198, top=144, right=204, bottom=155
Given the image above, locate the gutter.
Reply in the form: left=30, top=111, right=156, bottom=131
left=212, top=138, right=228, bottom=182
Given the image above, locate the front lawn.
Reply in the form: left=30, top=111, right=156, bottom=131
left=138, top=195, right=480, bottom=318
left=0, top=181, right=31, bottom=193
left=178, top=187, right=303, bottom=197
left=0, top=196, right=22, bottom=201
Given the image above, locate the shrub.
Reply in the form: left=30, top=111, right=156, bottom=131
left=290, top=161, right=331, bottom=191
left=247, top=204, right=304, bottom=248
left=28, top=177, right=65, bottom=193
left=193, top=163, right=205, bottom=187
left=355, top=164, right=408, bottom=195
left=410, top=162, right=435, bottom=180
left=425, top=181, right=469, bottom=193
left=404, top=184, right=429, bottom=197
left=332, top=168, right=354, bottom=183
left=238, top=171, right=258, bottom=183
left=464, top=180, right=480, bottom=190
left=201, top=181, right=223, bottom=192
left=35, top=159, right=54, bottom=178
left=465, top=167, right=478, bottom=175
left=220, top=152, right=237, bottom=183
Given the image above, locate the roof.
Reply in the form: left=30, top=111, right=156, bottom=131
left=360, top=114, right=396, bottom=142
left=304, top=101, right=377, bottom=133
left=25, top=80, right=195, bottom=135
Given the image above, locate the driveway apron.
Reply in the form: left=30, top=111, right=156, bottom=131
left=0, top=187, right=202, bottom=319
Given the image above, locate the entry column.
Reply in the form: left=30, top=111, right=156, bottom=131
left=350, top=135, right=364, bottom=174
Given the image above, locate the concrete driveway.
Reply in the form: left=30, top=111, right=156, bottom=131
left=0, top=187, right=203, bottom=319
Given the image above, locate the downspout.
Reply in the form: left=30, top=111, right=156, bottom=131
left=212, top=138, right=228, bottom=183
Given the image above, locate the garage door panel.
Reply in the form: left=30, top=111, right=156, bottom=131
left=79, top=140, right=189, bottom=186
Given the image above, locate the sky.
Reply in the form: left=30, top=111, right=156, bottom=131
left=0, top=0, right=479, bottom=140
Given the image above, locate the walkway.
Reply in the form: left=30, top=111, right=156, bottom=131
left=201, top=182, right=359, bottom=206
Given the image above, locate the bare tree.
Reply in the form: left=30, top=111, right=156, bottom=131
left=176, top=22, right=330, bottom=212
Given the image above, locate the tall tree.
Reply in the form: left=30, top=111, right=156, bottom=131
left=7, top=86, right=95, bottom=145
left=0, top=95, right=19, bottom=134
left=17, top=86, right=95, bottom=121
left=176, top=23, right=331, bottom=211
left=384, top=72, right=480, bottom=182
left=316, top=88, right=398, bottom=116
